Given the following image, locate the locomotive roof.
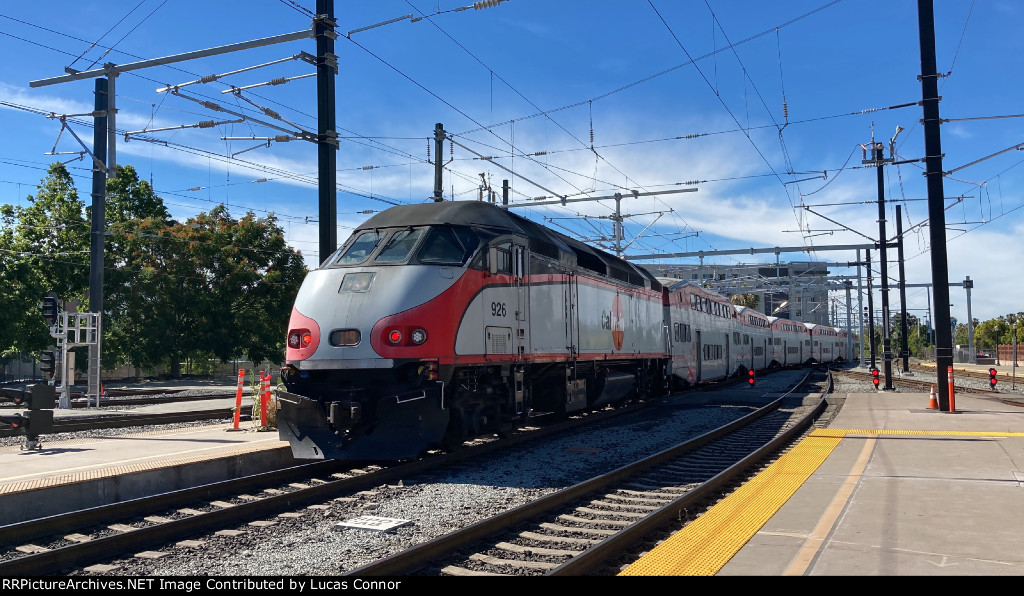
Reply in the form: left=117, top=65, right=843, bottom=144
left=359, top=201, right=528, bottom=234
left=359, top=201, right=660, bottom=289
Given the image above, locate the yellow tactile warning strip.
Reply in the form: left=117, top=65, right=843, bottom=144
left=824, top=428, right=1024, bottom=438
left=619, top=429, right=842, bottom=576
left=0, top=429, right=288, bottom=495
left=783, top=435, right=875, bottom=575
left=619, top=427, right=1024, bottom=576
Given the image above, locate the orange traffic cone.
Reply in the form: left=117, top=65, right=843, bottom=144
left=927, top=385, right=938, bottom=410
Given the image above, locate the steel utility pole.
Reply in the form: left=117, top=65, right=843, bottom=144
left=87, top=79, right=108, bottom=404
left=433, top=123, right=445, bottom=202
left=896, top=205, right=911, bottom=373
left=965, top=276, right=975, bottom=362
left=315, top=0, right=338, bottom=264
left=857, top=249, right=865, bottom=366
left=918, top=0, right=954, bottom=411
left=864, top=138, right=896, bottom=390
left=865, top=249, right=876, bottom=370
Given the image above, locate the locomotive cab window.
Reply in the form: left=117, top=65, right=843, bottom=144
left=488, top=244, right=513, bottom=275
left=417, top=226, right=479, bottom=265
left=330, top=230, right=384, bottom=267
left=375, top=228, right=426, bottom=263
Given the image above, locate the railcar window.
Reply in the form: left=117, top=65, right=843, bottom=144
left=417, top=226, right=478, bottom=265
left=332, top=230, right=384, bottom=266
left=375, top=228, right=426, bottom=263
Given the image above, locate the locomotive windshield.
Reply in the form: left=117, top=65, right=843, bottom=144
left=329, top=225, right=481, bottom=267
left=417, top=226, right=479, bottom=265
left=331, top=230, right=384, bottom=266
left=375, top=228, right=426, bottom=263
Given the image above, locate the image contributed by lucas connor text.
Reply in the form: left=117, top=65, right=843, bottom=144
left=2, top=578, right=406, bottom=592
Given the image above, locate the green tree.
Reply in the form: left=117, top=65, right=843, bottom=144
left=102, top=166, right=174, bottom=375
left=189, top=206, right=307, bottom=368
left=974, top=319, right=1008, bottom=351
left=114, top=205, right=306, bottom=377
left=0, top=163, right=88, bottom=360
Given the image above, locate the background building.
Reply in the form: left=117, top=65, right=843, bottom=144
left=643, top=260, right=837, bottom=326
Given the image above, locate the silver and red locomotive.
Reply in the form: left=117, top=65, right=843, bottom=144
left=277, top=200, right=848, bottom=460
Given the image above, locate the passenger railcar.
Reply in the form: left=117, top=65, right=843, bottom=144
left=277, top=200, right=849, bottom=461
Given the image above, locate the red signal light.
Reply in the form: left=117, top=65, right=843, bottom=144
left=989, top=368, right=998, bottom=389
left=747, top=369, right=755, bottom=386
left=871, top=368, right=880, bottom=387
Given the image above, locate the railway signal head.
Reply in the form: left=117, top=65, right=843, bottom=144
left=747, top=369, right=755, bottom=386
left=989, top=368, right=998, bottom=389
left=871, top=367, right=880, bottom=388
left=41, top=294, right=59, bottom=326
left=40, top=350, right=56, bottom=377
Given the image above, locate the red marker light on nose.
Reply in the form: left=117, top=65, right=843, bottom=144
left=388, top=330, right=402, bottom=344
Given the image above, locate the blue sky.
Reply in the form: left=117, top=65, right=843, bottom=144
left=1, top=1, right=1021, bottom=330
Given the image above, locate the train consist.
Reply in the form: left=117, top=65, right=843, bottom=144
left=278, top=200, right=850, bottom=460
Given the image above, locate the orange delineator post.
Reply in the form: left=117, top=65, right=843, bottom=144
left=232, top=369, right=245, bottom=430
left=260, top=371, right=270, bottom=428
left=947, top=365, right=956, bottom=413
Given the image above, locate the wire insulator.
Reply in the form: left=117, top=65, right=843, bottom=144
left=473, top=0, right=504, bottom=10
left=273, top=135, right=291, bottom=143
left=200, top=74, right=219, bottom=84
left=262, top=107, right=281, bottom=119
left=426, top=138, right=431, bottom=161
left=269, top=77, right=287, bottom=86
left=200, top=101, right=223, bottom=112
left=783, top=102, right=789, bottom=120
left=198, top=120, right=216, bottom=129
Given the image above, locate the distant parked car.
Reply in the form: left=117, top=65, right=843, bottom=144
left=977, top=350, right=993, bottom=358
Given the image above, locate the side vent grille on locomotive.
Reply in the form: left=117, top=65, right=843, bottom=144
left=485, top=326, right=513, bottom=354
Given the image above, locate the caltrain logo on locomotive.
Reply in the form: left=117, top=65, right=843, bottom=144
left=611, top=294, right=624, bottom=351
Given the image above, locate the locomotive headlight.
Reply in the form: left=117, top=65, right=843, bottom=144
left=289, top=328, right=312, bottom=349
left=411, top=328, right=427, bottom=345
left=388, top=329, right=402, bottom=344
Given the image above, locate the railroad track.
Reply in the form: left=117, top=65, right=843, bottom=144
left=345, top=369, right=833, bottom=576
left=0, top=390, right=664, bottom=576
left=0, top=367, right=820, bottom=576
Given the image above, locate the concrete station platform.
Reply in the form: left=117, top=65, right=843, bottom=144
left=0, top=395, right=294, bottom=526
left=623, top=388, right=1024, bottom=576
left=5, top=382, right=1024, bottom=576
